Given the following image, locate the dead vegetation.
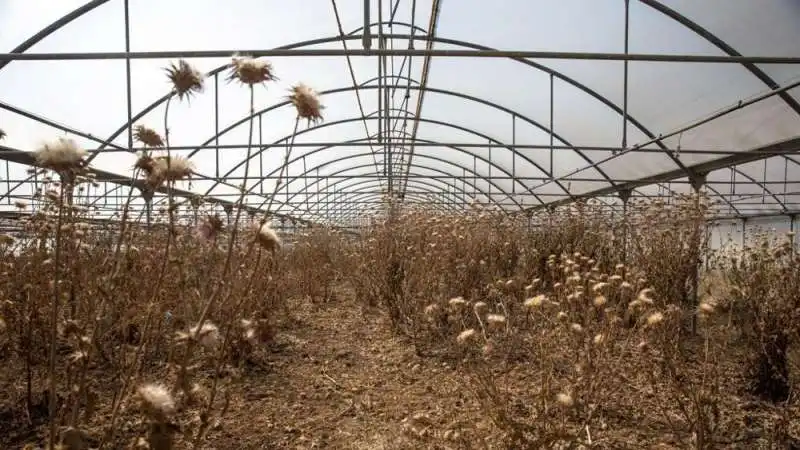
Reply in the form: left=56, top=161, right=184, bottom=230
left=0, top=58, right=799, bottom=450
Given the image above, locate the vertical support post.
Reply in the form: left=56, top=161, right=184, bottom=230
left=729, top=166, right=735, bottom=216
left=741, top=217, right=747, bottom=248
left=325, top=176, right=330, bottom=222
left=791, top=214, right=796, bottom=253
left=4, top=162, right=9, bottom=205
left=285, top=139, right=290, bottom=209
left=463, top=167, right=467, bottom=210
left=259, top=115, right=264, bottom=194
left=214, top=73, right=220, bottom=178
left=762, top=159, right=768, bottom=203
left=549, top=74, right=555, bottom=178
left=512, top=114, right=516, bottom=194
left=384, top=36, right=392, bottom=198
left=689, top=172, right=707, bottom=335
left=621, top=0, right=630, bottom=154
left=488, top=139, right=492, bottom=200
left=124, top=0, right=133, bottom=156
left=473, top=154, right=477, bottom=202
left=783, top=158, right=788, bottom=206
left=363, top=0, right=372, bottom=50
left=302, top=155, right=309, bottom=215
left=619, top=189, right=631, bottom=264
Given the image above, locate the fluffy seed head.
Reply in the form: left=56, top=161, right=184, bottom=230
left=228, top=55, right=277, bottom=86
left=196, top=214, right=225, bottom=242
left=189, top=321, right=220, bottom=349
left=165, top=59, right=205, bottom=100
left=137, top=383, right=175, bottom=419
left=288, top=83, right=324, bottom=125
left=456, top=328, right=476, bottom=344
left=486, top=314, right=506, bottom=328
left=556, top=392, right=574, bottom=407
left=142, top=155, right=194, bottom=188
left=448, top=296, right=466, bottom=307
left=637, top=288, right=655, bottom=305
left=593, top=295, right=607, bottom=307
left=35, top=137, right=87, bottom=172
left=646, top=312, right=664, bottom=326
left=133, top=125, right=165, bottom=148
left=256, top=222, right=282, bottom=253
left=524, top=294, right=546, bottom=308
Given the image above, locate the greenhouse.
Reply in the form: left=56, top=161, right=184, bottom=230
left=0, top=1, right=799, bottom=448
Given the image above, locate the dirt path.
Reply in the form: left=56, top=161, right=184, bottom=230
left=211, top=296, right=491, bottom=449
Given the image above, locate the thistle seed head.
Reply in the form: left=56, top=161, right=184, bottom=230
left=228, top=54, right=277, bottom=86
left=35, top=137, right=87, bottom=172
left=256, top=222, right=282, bottom=253
left=287, top=83, right=324, bottom=125
left=165, top=59, right=204, bottom=100
left=134, top=125, right=165, bottom=148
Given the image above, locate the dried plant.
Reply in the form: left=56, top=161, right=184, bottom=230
left=164, top=59, right=204, bottom=101
left=34, top=137, right=87, bottom=173
left=227, top=54, right=277, bottom=86
left=287, top=83, right=324, bottom=126
left=134, top=124, right=165, bottom=148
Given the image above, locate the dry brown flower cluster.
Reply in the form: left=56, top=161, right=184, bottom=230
left=343, top=195, right=800, bottom=448
left=0, top=54, right=335, bottom=450
left=2, top=55, right=797, bottom=448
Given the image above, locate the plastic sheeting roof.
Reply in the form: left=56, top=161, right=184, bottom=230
left=0, top=0, right=799, bottom=227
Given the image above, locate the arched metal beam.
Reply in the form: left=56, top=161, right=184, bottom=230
left=0, top=0, right=111, bottom=72
left=334, top=188, right=467, bottom=222
left=3, top=12, right=772, bottom=213
left=157, top=156, right=510, bottom=221
left=264, top=150, right=518, bottom=210
left=275, top=164, right=488, bottom=221
left=142, top=154, right=500, bottom=222
left=331, top=192, right=461, bottom=224
left=349, top=21, right=428, bottom=36
left=229, top=119, right=527, bottom=205
left=643, top=1, right=800, bottom=133
left=183, top=84, right=589, bottom=201
left=305, top=181, right=466, bottom=222
left=221, top=139, right=525, bottom=211
left=100, top=127, right=520, bottom=218
left=286, top=173, right=477, bottom=215
left=190, top=116, right=562, bottom=208
left=77, top=89, right=557, bottom=210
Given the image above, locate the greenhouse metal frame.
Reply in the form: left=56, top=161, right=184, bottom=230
left=0, top=0, right=799, bottom=241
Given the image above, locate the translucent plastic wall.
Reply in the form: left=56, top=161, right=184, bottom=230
left=0, top=0, right=798, bottom=228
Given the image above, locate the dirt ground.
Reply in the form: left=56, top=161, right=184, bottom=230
left=209, top=297, right=494, bottom=449
left=2, top=293, right=800, bottom=449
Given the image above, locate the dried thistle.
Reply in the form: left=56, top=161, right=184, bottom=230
left=144, top=156, right=194, bottom=188
left=228, top=54, right=277, bottom=86
left=456, top=328, right=476, bottom=344
left=137, top=383, right=175, bottom=420
left=34, top=137, right=87, bottom=172
left=287, top=83, right=324, bottom=125
left=189, top=321, right=220, bottom=349
left=196, top=214, right=224, bottom=242
left=134, top=125, right=165, bottom=148
left=255, top=222, right=281, bottom=253
left=165, top=59, right=204, bottom=100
